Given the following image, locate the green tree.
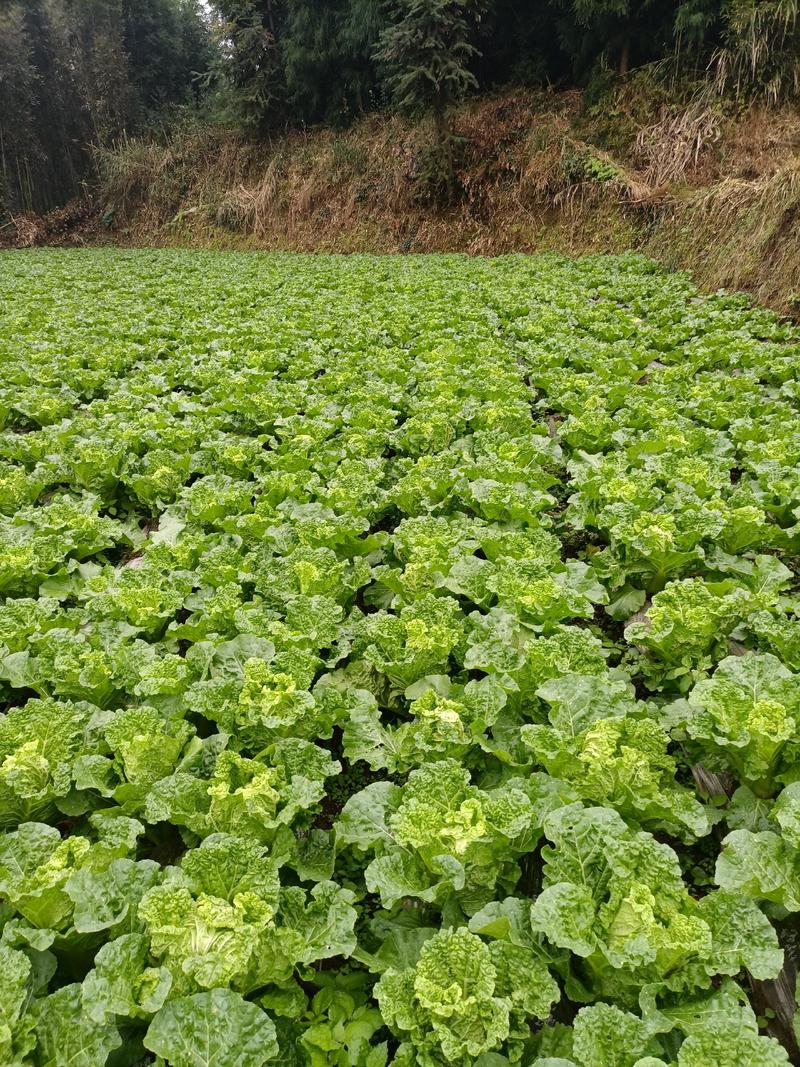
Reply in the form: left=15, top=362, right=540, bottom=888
left=61, top=0, right=136, bottom=143
left=0, top=6, right=41, bottom=212
left=212, top=0, right=288, bottom=129
left=1, top=0, right=101, bottom=212
left=122, top=0, right=212, bottom=112
left=715, top=0, right=800, bottom=102
left=376, top=0, right=487, bottom=196
left=0, top=0, right=212, bottom=217
left=552, top=0, right=688, bottom=78
left=283, top=0, right=386, bottom=125
left=674, top=0, right=723, bottom=60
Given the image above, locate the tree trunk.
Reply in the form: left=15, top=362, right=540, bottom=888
left=619, top=39, right=631, bottom=77
left=265, top=0, right=276, bottom=41
left=434, top=103, right=454, bottom=200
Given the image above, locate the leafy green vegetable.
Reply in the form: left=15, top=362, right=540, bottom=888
left=669, top=653, right=800, bottom=794
left=375, top=926, right=559, bottom=1065
left=144, top=988, right=278, bottom=1067
left=0, top=248, right=798, bottom=1063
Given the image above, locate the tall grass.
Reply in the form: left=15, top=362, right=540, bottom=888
left=715, top=0, right=800, bottom=103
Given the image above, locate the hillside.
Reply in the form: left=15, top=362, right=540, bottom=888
left=8, top=88, right=800, bottom=315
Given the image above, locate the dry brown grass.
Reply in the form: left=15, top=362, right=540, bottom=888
left=720, top=104, right=800, bottom=178
left=647, top=157, right=800, bottom=307
left=15, top=90, right=795, bottom=315
left=634, top=101, right=722, bottom=187
left=219, top=153, right=285, bottom=235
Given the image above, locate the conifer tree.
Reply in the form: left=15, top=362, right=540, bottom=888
left=212, top=0, right=288, bottom=129
left=376, top=0, right=487, bottom=197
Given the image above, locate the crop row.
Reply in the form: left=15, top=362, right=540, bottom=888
left=0, top=249, right=798, bottom=1066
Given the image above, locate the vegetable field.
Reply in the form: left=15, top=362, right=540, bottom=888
left=2, top=248, right=800, bottom=1067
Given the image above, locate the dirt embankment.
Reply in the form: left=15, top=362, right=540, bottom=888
left=6, top=89, right=800, bottom=314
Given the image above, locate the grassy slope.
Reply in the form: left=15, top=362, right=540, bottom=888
left=10, top=86, right=800, bottom=314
